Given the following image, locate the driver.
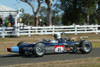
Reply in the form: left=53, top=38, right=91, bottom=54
left=53, top=33, right=61, bottom=40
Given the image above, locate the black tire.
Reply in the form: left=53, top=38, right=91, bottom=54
left=33, top=43, right=45, bottom=57
left=17, top=41, right=28, bottom=46
left=80, top=40, right=92, bottom=54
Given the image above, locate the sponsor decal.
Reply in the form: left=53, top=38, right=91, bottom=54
left=55, top=45, right=64, bottom=52
left=66, top=48, right=70, bottom=50
left=23, top=47, right=33, bottom=50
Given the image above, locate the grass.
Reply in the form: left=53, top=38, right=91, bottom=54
left=92, top=42, right=100, bottom=48
left=1, top=57, right=100, bottom=67
left=0, top=35, right=54, bottom=54
left=0, top=33, right=100, bottom=54
left=0, top=33, right=100, bottom=67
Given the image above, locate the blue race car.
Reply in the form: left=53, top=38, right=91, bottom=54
left=7, top=32, right=92, bottom=57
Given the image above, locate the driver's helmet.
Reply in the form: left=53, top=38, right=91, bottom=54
left=53, top=33, right=61, bottom=39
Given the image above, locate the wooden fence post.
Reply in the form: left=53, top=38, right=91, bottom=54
left=96, top=24, right=98, bottom=34
left=15, top=27, right=18, bottom=36
left=53, top=25, right=55, bottom=34
left=2, top=27, right=5, bottom=38
left=17, top=27, right=20, bottom=36
left=74, top=25, right=77, bottom=35
left=28, top=27, right=31, bottom=37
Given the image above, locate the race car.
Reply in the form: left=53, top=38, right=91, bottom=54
left=7, top=32, right=92, bottom=57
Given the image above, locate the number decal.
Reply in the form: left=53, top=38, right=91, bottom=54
left=55, top=46, right=64, bottom=52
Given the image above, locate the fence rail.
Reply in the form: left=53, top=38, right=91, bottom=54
left=0, top=25, right=100, bottom=38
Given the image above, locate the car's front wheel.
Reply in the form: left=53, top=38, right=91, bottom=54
left=33, top=43, right=45, bottom=57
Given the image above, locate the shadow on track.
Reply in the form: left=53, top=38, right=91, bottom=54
left=0, top=52, right=84, bottom=58
left=0, top=54, right=36, bottom=58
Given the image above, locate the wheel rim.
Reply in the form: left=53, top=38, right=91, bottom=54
left=84, top=43, right=91, bottom=52
left=36, top=46, right=45, bottom=56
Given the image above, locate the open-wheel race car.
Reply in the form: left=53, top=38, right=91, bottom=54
left=7, top=32, right=92, bottom=57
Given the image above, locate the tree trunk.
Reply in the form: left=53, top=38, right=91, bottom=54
left=35, top=15, right=38, bottom=26
left=24, top=0, right=41, bottom=26
left=46, top=0, right=52, bottom=26
left=47, top=7, right=52, bottom=26
left=98, top=9, right=100, bottom=29
left=87, top=15, right=90, bottom=25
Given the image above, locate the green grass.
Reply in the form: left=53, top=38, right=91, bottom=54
left=92, top=42, right=100, bottom=48
left=0, top=33, right=100, bottom=55
left=1, top=57, right=100, bottom=67
left=0, top=33, right=100, bottom=67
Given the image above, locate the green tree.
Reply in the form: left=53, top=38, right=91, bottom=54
left=52, top=15, right=61, bottom=25
left=89, top=13, right=98, bottom=24
left=60, top=0, right=98, bottom=25
left=39, top=6, right=47, bottom=17
left=21, top=13, right=34, bottom=25
left=81, top=0, right=98, bottom=24
left=52, top=0, right=61, bottom=25
left=98, top=0, right=100, bottom=25
left=38, top=6, right=47, bottom=26
left=39, top=6, right=47, bottom=22
left=20, top=0, right=43, bottom=26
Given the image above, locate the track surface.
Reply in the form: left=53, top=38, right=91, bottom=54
left=0, top=48, right=100, bottom=66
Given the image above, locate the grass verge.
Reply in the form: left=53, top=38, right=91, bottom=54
left=0, top=33, right=100, bottom=54
left=1, top=57, right=100, bottom=67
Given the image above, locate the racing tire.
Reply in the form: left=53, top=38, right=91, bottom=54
left=17, top=41, right=28, bottom=46
left=80, top=40, right=92, bottom=54
left=33, top=43, right=45, bottom=57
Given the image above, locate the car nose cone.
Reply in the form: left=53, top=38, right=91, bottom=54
left=7, top=46, right=19, bottom=53
left=7, top=48, right=12, bottom=52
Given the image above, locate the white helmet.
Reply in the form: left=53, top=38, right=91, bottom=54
left=53, top=33, right=61, bottom=39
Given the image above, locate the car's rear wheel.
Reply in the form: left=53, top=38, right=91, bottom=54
left=33, top=43, right=45, bottom=57
left=17, top=41, right=28, bottom=46
left=80, top=40, right=92, bottom=54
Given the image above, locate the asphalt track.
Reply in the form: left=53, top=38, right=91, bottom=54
left=0, top=48, right=100, bottom=66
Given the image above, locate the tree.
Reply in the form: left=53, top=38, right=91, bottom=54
left=20, top=0, right=43, bottom=26
left=21, top=13, right=34, bottom=25
left=60, top=0, right=98, bottom=25
left=38, top=6, right=47, bottom=26
left=39, top=6, right=47, bottom=17
left=52, top=14, right=61, bottom=25
left=39, top=6, right=47, bottom=22
left=60, top=0, right=84, bottom=25
left=81, top=0, right=98, bottom=24
left=45, top=0, right=52, bottom=26
left=52, top=0, right=61, bottom=25
left=98, top=0, right=100, bottom=25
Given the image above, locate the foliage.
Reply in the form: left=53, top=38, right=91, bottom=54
left=20, top=0, right=44, bottom=26
left=18, top=0, right=100, bottom=26
left=52, top=0, right=62, bottom=25
left=52, top=15, right=61, bottom=25
left=39, top=6, right=47, bottom=17
left=60, top=0, right=98, bottom=25
left=21, top=13, right=34, bottom=25
left=97, top=0, right=100, bottom=25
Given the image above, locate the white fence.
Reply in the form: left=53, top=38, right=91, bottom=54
left=0, top=25, right=100, bottom=38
